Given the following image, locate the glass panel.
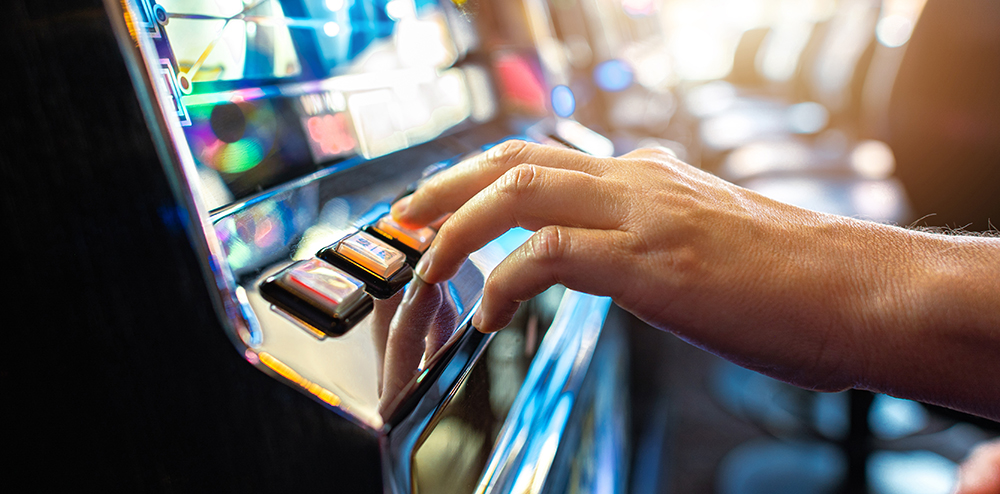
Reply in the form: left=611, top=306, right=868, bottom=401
left=130, top=0, right=477, bottom=207
left=411, top=286, right=566, bottom=493
left=159, top=0, right=302, bottom=85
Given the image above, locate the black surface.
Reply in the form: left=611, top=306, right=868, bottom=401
left=2, top=2, right=382, bottom=491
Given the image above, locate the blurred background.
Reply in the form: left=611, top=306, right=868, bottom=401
left=514, top=0, right=1000, bottom=492
left=532, top=0, right=1000, bottom=231
left=5, top=0, right=998, bottom=493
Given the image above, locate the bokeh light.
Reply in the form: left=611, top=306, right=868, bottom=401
left=593, top=59, right=634, bottom=92
left=550, top=85, right=576, bottom=117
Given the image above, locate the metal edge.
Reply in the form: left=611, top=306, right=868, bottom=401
left=102, top=0, right=337, bottom=426
left=382, top=322, right=495, bottom=493
left=473, top=291, right=613, bottom=494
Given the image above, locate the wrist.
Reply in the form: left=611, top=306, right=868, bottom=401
left=847, top=226, right=1000, bottom=417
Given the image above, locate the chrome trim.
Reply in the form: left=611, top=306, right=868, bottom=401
left=382, top=325, right=494, bottom=494
left=104, top=0, right=256, bottom=353
left=475, top=292, right=613, bottom=494
left=106, top=0, right=505, bottom=433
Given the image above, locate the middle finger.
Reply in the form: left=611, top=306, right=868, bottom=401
left=415, top=164, right=621, bottom=283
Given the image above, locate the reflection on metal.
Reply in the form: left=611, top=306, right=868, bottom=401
left=243, top=229, right=489, bottom=429
left=110, top=0, right=622, bottom=490
left=258, top=351, right=342, bottom=407
left=407, top=286, right=565, bottom=494
left=475, top=292, right=613, bottom=494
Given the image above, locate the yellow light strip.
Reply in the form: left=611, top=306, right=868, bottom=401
left=258, top=351, right=342, bottom=407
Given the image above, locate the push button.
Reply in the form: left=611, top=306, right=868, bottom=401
left=364, top=214, right=436, bottom=265
left=318, top=231, right=413, bottom=299
left=260, top=259, right=374, bottom=337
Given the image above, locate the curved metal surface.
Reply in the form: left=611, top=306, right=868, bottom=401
left=475, top=292, right=613, bottom=494
left=107, top=1, right=620, bottom=491
left=106, top=0, right=494, bottom=432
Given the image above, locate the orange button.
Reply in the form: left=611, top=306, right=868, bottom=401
left=336, top=232, right=406, bottom=279
left=376, top=216, right=436, bottom=252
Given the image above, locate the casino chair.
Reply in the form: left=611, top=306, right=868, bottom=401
left=693, top=0, right=915, bottom=227
left=684, top=0, right=883, bottom=170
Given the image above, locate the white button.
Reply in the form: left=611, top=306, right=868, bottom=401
left=336, top=232, right=406, bottom=278
left=283, top=259, right=365, bottom=314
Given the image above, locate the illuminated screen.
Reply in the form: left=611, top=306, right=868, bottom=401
left=131, top=0, right=492, bottom=207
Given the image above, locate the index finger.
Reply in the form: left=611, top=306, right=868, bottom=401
left=391, top=140, right=607, bottom=227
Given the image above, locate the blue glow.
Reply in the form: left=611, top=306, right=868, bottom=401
left=550, top=85, right=576, bottom=117
left=593, top=59, right=634, bottom=92
left=869, top=394, right=929, bottom=440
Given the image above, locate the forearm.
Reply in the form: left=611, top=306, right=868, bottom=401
left=847, top=223, right=1000, bottom=420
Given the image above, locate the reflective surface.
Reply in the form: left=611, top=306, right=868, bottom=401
left=126, top=0, right=480, bottom=207
left=244, top=241, right=487, bottom=427
left=411, top=286, right=565, bottom=493
left=111, top=0, right=622, bottom=491
left=202, top=130, right=529, bottom=429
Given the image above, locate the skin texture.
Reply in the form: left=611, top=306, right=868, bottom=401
left=391, top=140, right=1000, bottom=422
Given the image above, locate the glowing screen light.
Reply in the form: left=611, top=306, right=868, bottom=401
left=186, top=100, right=278, bottom=174
left=494, top=53, right=548, bottom=115
left=875, top=14, right=914, bottom=48
left=306, top=113, right=356, bottom=157
left=593, top=59, right=633, bottom=92
left=158, top=0, right=302, bottom=84
left=550, top=85, right=576, bottom=118
left=386, top=0, right=416, bottom=20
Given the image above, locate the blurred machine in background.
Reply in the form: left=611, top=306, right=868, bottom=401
left=535, top=0, right=1000, bottom=231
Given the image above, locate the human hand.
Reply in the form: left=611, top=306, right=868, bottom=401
left=390, top=140, right=900, bottom=391
left=955, top=439, right=1000, bottom=494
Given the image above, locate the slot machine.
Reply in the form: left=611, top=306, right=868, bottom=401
left=4, top=0, right=628, bottom=492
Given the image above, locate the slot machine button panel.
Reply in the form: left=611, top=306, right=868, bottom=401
left=364, top=214, right=436, bottom=265
left=318, top=232, right=413, bottom=299
left=259, top=259, right=374, bottom=337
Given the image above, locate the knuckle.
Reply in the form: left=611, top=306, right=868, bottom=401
left=633, top=146, right=676, bottom=162
left=530, top=226, right=569, bottom=264
left=488, top=140, right=535, bottom=169
left=647, top=146, right=678, bottom=161
left=622, top=147, right=682, bottom=173
left=497, top=164, right=539, bottom=200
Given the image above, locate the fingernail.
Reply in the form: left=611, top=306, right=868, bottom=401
left=472, top=310, right=484, bottom=329
left=415, top=248, right=434, bottom=280
left=391, top=196, right=411, bottom=220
